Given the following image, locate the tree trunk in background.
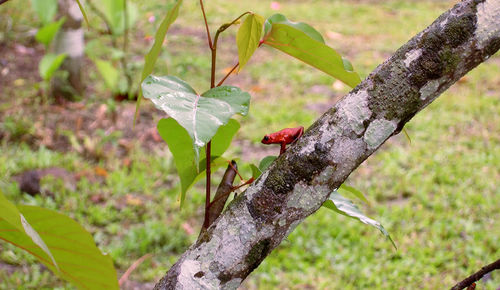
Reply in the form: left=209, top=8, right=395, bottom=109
left=155, top=0, right=500, bottom=289
left=51, top=0, right=84, bottom=101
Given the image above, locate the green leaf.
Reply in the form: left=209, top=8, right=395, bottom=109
left=39, top=53, right=67, bottom=81
left=143, top=75, right=250, bottom=165
left=249, top=164, right=262, bottom=179
left=100, top=0, right=138, bottom=35
left=236, top=13, right=265, bottom=72
left=262, top=14, right=361, bottom=88
left=323, top=191, right=396, bottom=249
left=264, top=14, right=324, bottom=43
left=94, top=59, right=119, bottom=89
left=36, top=18, right=66, bottom=48
left=157, top=118, right=240, bottom=207
left=258, top=155, right=277, bottom=172
left=339, top=184, right=369, bottom=204
left=135, top=0, right=183, bottom=124
left=0, top=191, right=118, bottom=289
left=75, top=0, right=89, bottom=26
left=31, top=0, right=58, bottom=24
left=0, top=191, right=57, bottom=269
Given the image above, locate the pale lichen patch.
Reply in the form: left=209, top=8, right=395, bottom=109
left=244, top=171, right=268, bottom=199
left=404, top=48, right=422, bottom=67
left=330, top=137, right=366, bottom=167
left=419, top=78, right=441, bottom=100
left=287, top=182, right=327, bottom=210
left=178, top=259, right=218, bottom=289
left=475, top=0, right=500, bottom=49
left=363, top=119, right=397, bottom=150
left=222, top=279, right=242, bottom=290
left=338, top=90, right=372, bottom=135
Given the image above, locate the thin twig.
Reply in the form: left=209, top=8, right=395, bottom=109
left=450, top=258, right=500, bottom=290
left=217, top=62, right=239, bottom=87
left=199, top=0, right=212, bottom=49
left=118, top=253, right=153, bottom=286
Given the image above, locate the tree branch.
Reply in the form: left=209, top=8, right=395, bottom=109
left=155, top=0, right=500, bottom=288
left=450, top=258, right=500, bottom=290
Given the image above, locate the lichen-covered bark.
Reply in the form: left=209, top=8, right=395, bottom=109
left=155, top=0, right=500, bottom=288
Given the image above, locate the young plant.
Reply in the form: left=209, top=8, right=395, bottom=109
left=84, top=0, right=139, bottom=99
left=139, top=0, right=394, bottom=244
left=31, top=0, right=67, bottom=96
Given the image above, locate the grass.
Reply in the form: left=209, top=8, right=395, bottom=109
left=0, top=0, right=499, bottom=289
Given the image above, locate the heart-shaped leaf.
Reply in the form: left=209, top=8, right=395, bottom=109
left=237, top=13, right=265, bottom=72
left=157, top=118, right=240, bottom=206
left=323, top=191, right=396, bottom=249
left=0, top=191, right=118, bottom=289
left=143, top=75, right=250, bottom=164
left=262, top=14, right=361, bottom=88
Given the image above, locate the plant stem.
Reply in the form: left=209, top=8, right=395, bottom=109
left=201, top=5, right=250, bottom=229
left=203, top=141, right=211, bottom=229
left=199, top=0, right=213, bottom=230
left=122, top=0, right=133, bottom=95
left=199, top=0, right=212, bottom=49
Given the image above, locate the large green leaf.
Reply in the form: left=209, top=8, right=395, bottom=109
left=135, top=0, right=183, bottom=124
left=157, top=118, right=240, bottom=206
left=0, top=191, right=118, bottom=289
left=323, top=191, right=396, bottom=249
left=94, top=59, right=119, bottom=89
left=39, top=53, right=67, bottom=81
left=36, top=18, right=66, bottom=48
left=262, top=14, right=361, bottom=88
left=0, top=191, right=57, bottom=269
left=143, top=75, right=250, bottom=164
left=31, top=0, right=58, bottom=24
left=236, top=13, right=265, bottom=72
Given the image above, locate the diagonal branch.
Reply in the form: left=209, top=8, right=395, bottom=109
left=155, top=0, right=500, bottom=289
left=450, top=258, right=500, bottom=290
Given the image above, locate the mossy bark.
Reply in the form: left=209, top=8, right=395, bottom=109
left=155, top=0, right=500, bottom=288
